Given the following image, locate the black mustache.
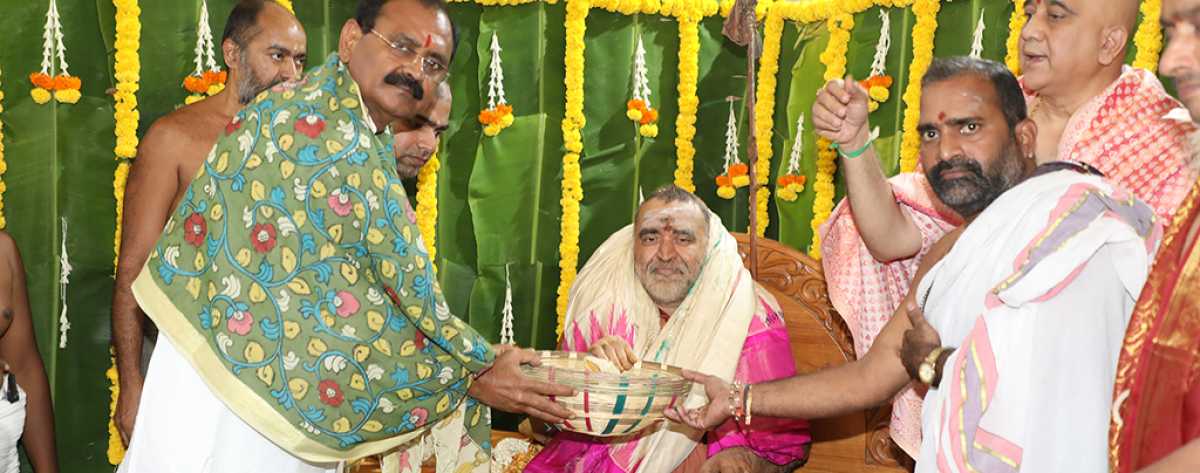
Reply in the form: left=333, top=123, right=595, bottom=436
left=930, top=157, right=985, bottom=182
left=384, top=72, right=424, bottom=100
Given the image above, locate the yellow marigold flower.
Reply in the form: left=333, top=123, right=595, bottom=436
left=868, top=101, right=880, bottom=112
left=639, top=123, right=658, bottom=138
left=185, top=94, right=205, bottom=105
left=717, top=185, right=736, bottom=199
left=869, top=86, right=889, bottom=102
left=484, top=124, right=501, bottom=136
left=30, top=88, right=52, bottom=104
left=626, top=108, right=643, bottom=122
left=732, top=174, right=750, bottom=188
left=54, top=89, right=82, bottom=104
left=500, top=113, right=514, bottom=127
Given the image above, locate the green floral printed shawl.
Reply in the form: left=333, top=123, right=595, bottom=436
left=132, top=53, right=495, bottom=462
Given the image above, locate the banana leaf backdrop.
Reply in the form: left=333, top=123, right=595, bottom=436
left=0, top=0, right=1160, bottom=469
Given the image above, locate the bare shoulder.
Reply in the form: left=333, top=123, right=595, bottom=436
left=0, top=232, right=22, bottom=276
left=140, top=102, right=224, bottom=157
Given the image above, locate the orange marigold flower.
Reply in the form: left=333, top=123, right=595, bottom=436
left=626, top=99, right=645, bottom=111
left=776, top=175, right=793, bottom=187
left=203, top=70, right=226, bottom=85
left=496, top=103, right=512, bottom=115
left=728, top=163, right=749, bottom=176
left=478, top=109, right=497, bottom=125
left=184, top=75, right=209, bottom=94
left=715, top=174, right=732, bottom=187
left=53, top=75, right=80, bottom=91
left=29, top=73, right=53, bottom=90
left=640, top=107, right=658, bottom=125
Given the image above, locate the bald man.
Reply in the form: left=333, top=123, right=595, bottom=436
left=111, top=0, right=306, bottom=446
left=810, top=2, right=1198, bottom=458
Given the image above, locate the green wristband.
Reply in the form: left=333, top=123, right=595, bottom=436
left=831, top=136, right=873, bottom=159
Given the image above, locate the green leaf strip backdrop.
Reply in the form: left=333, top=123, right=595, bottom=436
left=0, top=0, right=1167, bottom=469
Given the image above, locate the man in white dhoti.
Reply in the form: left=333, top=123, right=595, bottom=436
left=668, top=56, right=1161, bottom=472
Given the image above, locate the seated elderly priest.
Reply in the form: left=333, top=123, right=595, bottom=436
left=525, top=185, right=812, bottom=472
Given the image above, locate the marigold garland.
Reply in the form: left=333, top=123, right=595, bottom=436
left=1005, top=0, right=1026, bottom=73
left=749, top=12, right=784, bottom=236
left=673, top=14, right=700, bottom=192
left=0, top=70, right=6, bottom=229
left=416, top=154, right=440, bottom=267
left=109, top=0, right=140, bottom=465
left=556, top=0, right=589, bottom=339
left=1133, top=0, right=1163, bottom=72
left=898, top=0, right=940, bottom=173
left=807, top=13, right=852, bottom=259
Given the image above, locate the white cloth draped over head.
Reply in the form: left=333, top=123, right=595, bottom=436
left=560, top=211, right=760, bottom=471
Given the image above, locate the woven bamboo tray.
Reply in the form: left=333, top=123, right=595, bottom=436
left=520, top=350, right=692, bottom=437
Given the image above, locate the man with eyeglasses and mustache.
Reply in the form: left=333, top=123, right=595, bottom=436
left=811, top=0, right=1198, bottom=458
left=111, top=0, right=307, bottom=452
left=670, top=57, right=1161, bottom=473
left=1109, top=0, right=1200, bottom=471
left=117, top=0, right=571, bottom=472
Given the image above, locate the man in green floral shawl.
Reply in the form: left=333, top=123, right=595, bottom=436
left=119, top=1, right=572, bottom=471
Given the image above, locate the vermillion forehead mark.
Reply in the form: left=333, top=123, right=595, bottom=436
left=938, top=112, right=946, bottom=121
left=424, top=34, right=432, bottom=48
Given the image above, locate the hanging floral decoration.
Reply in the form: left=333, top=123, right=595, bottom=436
left=555, top=0, right=589, bottom=338
left=749, top=12, right=784, bottom=236
left=109, top=0, right=141, bottom=464
left=500, top=264, right=515, bottom=345
left=276, top=0, right=295, bottom=13
left=0, top=67, right=7, bottom=229
left=862, top=9, right=893, bottom=113
left=415, top=154, right=440, bottom=269
left=898, top=0, right=941, bottom=173
left=716, top=99, right=749, bottom=200
left=673, top=12, right=700, bottom=192
left=626, top=35, right=659, bottom=138
left=479, top=32, right=515, bottom=137
left=1005, top=0, right=1026, bottom=73
left=182, top=0, right=226, bottom=105
left=969, top=8, right=986, bottom=59
left=1133, top=0, right=1164, bottom=72
left=776, top=114, right=807, bottom=203
left=29, top=0, right=81, bottom=105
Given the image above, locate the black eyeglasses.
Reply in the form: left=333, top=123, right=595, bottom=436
left=370, top=30, right=450, bottom=83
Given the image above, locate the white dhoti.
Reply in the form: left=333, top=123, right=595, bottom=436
left=913, top=170, right=1160, bottom=473
left=119, top=334, right=338, bottom=473
left=0, top=375, right=25, bottom=473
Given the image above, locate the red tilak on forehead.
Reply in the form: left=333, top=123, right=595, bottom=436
left=938, top=111, right=946, bottom=121
left=424, top=34, right=432, bottom=48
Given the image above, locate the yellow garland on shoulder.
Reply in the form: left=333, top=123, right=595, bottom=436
left=556, top=0, right=589, bottom=339
left=109, top=0, right=140, bottom=465
left=673, top=13, right=700, bottom=192
left=749, top=12, right=784, bottom=236
left=1133, top=0, right=1163, bottom=72
left=416, top=154, right=440, bottom=270
left=808, top=13, right=852, bottom=259
left=275, top=0, right=294, bottom=13
left=0, top=69, right=6, bottom=229
left=898, top=0, right=940, bottom=173
left=1004, top=0, right=1026, bottom=73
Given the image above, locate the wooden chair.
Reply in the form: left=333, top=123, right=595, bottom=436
left=734, top=233, right=911, bottom=473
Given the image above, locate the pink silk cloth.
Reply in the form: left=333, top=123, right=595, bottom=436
left=525, top=294, right=812, bottom=472
left=818, top=67, right=1198, bottom=459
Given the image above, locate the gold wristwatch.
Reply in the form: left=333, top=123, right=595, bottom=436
left=918, top=347, right=947, bottom=385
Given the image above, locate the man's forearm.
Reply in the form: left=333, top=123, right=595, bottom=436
left=16, top=361, right=58, bottom=472
left=111, top=284, right=146, bottom=386
left=839, top=128, right=922, bottom=261
left=751, top=359, right=900, bottom=421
